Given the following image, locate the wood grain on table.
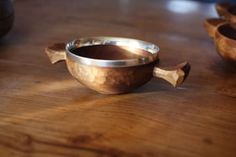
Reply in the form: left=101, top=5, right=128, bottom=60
left=0, top=0, right=236, bottom=157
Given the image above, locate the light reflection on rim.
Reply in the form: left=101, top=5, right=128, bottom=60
left=65, top=36, right=159, bottom=67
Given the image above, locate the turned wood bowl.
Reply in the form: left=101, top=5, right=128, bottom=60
left=45, top=37, right=190, bottom=94
left=204, top=18, right=236, bottom=62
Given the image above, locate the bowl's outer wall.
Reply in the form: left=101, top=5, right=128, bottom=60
left=65, top=57, right=157, bottom=94
left=215, top=28, right=236, bottom=61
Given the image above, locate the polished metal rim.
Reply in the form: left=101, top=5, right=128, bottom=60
left=65, top=36, right=159, bottom=67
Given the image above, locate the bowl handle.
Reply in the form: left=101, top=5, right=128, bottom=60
left=216, top=3, right=231, bottom=17
left=153, top=62, right=191, bottom=87
left=204, top=18, right=227, bottom=38
left=45, top=43, right=66, bottom=64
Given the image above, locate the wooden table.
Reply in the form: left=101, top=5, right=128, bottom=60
left=0, top=0, right=236, bottom=157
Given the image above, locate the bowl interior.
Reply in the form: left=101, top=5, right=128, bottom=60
left=229, top=6, right=236, bottom=15
left=218, top=23, right=236, bottom=40
left=65, top=37, right=159, bottom=67
left=70, top=44, right=152, bottom=60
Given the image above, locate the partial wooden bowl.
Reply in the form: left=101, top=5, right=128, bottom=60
left=204, top=18, right=236, bottom=62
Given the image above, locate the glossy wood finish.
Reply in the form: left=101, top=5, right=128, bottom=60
left=0, top=0, right=236, bottom=157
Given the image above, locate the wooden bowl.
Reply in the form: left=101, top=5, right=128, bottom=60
left=204, top=18, right=236, bottom=62
left=45, top=37, right=190, bottom=94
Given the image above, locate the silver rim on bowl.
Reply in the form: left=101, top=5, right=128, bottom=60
left=65, top=36, right=160, bottom=67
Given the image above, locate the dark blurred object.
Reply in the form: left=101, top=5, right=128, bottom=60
left=0, top=0, right=14, bottom=38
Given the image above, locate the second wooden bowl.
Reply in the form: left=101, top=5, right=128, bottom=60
left=204, top=18, right=236, bottom=62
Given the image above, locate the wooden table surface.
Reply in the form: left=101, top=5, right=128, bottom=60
left=0, top=0, right=236, bottom=157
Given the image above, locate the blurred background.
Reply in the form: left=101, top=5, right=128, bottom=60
left=195, top=0, right=236, bottom=2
